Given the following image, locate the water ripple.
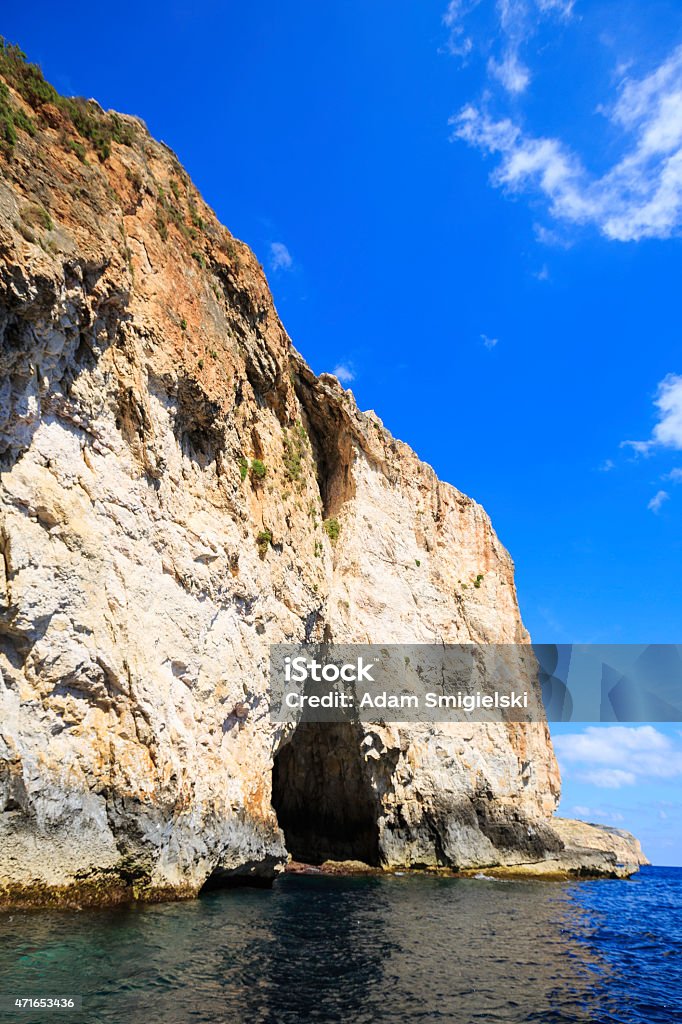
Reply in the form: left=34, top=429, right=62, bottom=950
left=0, top=867, right=680, bottom=1023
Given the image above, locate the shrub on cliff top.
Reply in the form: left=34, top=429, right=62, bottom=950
left=0, top=37, right=135, bottom=160
left=0, top=80, right=35, bottom=150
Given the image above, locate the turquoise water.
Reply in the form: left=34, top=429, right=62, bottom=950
left=0, top=866, right=680, bottom=1023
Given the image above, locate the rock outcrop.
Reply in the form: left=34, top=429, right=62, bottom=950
left=0, top=44, right=645, bottom=907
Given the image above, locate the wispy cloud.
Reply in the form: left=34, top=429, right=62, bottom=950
left=621, top=439, right=654, bottom=457
left=648, top=489, right=669, bottom=513
left=586, top=769, right=637, bottom=789
left=554, top=725, right=682, bottom=788
left=623, top=374, right=682, bottom=453
left=442, top=0, right=482, bottom=57
left=535, top=0, right=573, bottom=13
left=648, top=374, right=682, bottom=448
left=269, top=241, right=293, bottom=271
left=534, top=223, right=573, bottom=248
left=445, top=0, right=573, bottom=92
left=451, top=43, right=682, bottom=241
left=480, top=333, right=499, bottom=349
left=572, top=804, right=625, bottom=824
left=332, top=363, right=355, bottom=384
left=664, top=467, right=682, bottom=482
left=488, top=51, right=530, bottom=94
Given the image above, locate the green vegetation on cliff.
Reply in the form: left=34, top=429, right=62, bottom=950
left=0, top=37, right=136, bottom=158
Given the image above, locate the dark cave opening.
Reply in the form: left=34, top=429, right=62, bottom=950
left=272, top=722, right=380, bottom=866
left=200, top=871, right=273, bottom=893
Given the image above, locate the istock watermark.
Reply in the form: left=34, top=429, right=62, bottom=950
left=269, top=644, right=682, bottom=724
left=283, top=654, right=376, bottom=684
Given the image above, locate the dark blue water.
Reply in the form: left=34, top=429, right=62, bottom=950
left=0, top=866, right=680, bottom=1023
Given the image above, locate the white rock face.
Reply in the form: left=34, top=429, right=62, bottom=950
left=0, top=93, right=644, bottom=906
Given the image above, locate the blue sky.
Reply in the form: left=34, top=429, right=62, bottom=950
left=6, top=1, right=682, bottom=863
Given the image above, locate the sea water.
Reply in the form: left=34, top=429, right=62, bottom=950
left=0, top=866, right=680, bottom=1023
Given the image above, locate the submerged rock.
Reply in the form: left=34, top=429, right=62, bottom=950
left=0, top=49, right=645, bottom=907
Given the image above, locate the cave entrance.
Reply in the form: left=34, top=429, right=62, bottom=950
left=272, top=722, right=380, bottom=865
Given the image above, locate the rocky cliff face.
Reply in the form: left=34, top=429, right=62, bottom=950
left=0, top=45, right=646, bottom=906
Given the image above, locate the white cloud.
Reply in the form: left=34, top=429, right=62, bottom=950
left=648, top=489, right=669, bottom=513
left=536, top=0, right=573, bottom=13
left=492, top=1, right=534, bottom=95
left=451, top=45, right=682, bottom=241
left=586, top=768, right=637, bottom=788
left=623, top=373, right=682, bottom=453
left=620, top=439, right=654, bottom=456
left=650, top=374, right=682, bottom=448
left=599, top=458, right=615, bottom=472
left=533, top=264, right=550, bottom=280
left=269, top=242, right=293, bottom=271
left=332, top=363, right=355, bottom=384
left=664, top=467, right=682, bottom=482
left=488, top=51, right=531, bottom=94
left=453, top=107, right=595, bottom=221
left=554, top=725, right=682, bottom=788
left=534, top=222, right=573, bottom=248
left=571, top=804, right=625, bottom=823
left=480, top=333, right=498, bottom=349
left=442, top=0, right=481, bottom=56
left=444, top=0, right=573, bottom=92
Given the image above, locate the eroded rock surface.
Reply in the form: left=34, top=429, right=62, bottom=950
left=0, top=52, right=645, bottom=906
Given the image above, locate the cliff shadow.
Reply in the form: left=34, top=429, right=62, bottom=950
left=272, top=722, right=380, bottom=865
left=291, top=365, right=356, bottom=519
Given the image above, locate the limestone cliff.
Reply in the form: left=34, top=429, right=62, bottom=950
left=0, top=43, right=645, bottom=906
